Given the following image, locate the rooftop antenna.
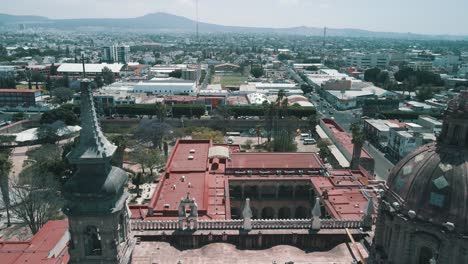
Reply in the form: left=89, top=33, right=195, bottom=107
left=196, top=0, right=199, bottom=43
left=323, top=26, right=327, bottom=48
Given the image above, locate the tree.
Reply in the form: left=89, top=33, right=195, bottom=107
left=394, top=67, right=414, bottom=82
left=0, top=149, right=12, bottom=226
left=301, top=84, right=313, bottom=94
left=272, top=129, right=296, bottom=152
left=350, top=122, right=366, bottom=170
left=51, top=87, right=74, bottom=104
left=135, top=119, right=172, bottom=150
left=131, top=146, right=149, bottom=175
left=102, top=67, right=115, bottom=85
left=11, top=112, right=25, bottom=122
left=40, top=105, right=79, bottom=125
left=168, top=70, right=182, bottom=79
left=31, top=71, right=44, bottom=89
left=94, top=74, right=104, bottom=88
left=36, top=121, right=67, bottom=144
left=318, top=139, right=332, bottom=161
left=250, top=66, right=264, bottom=78
left=145, top=149, right=164, bottom=176
left=416, top=85, right=434, bottom=102
left=132, top=173, right=144, bottom=197
left=364, top=68, right=381, bottom=83
left=305, top=65, right=318, bottom=71
left=189, top=127, right=224, bottom=143
left=277, top=53, right=293, bottom=61
left=376, top=71, right=390, bottom=85
left=308, top=114, right=318, bottom=135
left=110, top=135, right=127, bottom=168
left=9, top=170, right=63, bottom=234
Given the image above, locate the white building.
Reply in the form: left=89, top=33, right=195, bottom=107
left=346, top=53, right=390, bottom=69
left=102, top=45, right=130, bottom=64
left=150, top=64, right=188, bottom=78
left=133, top=77, right=197, bottom=95
left=57, top=63, right=124, bottom=76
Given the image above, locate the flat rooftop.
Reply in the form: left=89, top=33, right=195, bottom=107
left=227, top=153, right=324, bottom=170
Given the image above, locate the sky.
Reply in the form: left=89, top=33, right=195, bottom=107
left=0, top=0, right=467, bottom=35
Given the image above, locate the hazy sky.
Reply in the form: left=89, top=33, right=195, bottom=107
left=1, top=0, right=467, bottom=35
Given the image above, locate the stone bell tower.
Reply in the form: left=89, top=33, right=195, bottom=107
left=63, top=80, right=135, bottom=263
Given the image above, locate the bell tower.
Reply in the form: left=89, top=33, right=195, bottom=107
left=63, top=79, right=135, bottom=263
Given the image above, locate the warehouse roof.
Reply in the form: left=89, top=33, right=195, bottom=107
left=57, top=63, right=124, bottom=73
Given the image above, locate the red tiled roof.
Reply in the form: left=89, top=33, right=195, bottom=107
left=310, top=171, right=377, bottom=220
left=322, top=119, right=372, bottom=159
left=0, top=220, right=69, bottom=264
left=0, top=89, right=42, bottom=93
left=227, top=153, right=324, bottom=169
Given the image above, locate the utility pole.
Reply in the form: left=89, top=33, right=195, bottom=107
left=81, top=53, right=86, bottom=78
left=196, top=0, right=199, bottom=43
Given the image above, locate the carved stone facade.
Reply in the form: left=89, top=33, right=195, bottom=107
left=372, top=199, right=468, bottom=264
left=371, top=91, right=468, bottom=264
left=64, top=80, right=135, bottom=263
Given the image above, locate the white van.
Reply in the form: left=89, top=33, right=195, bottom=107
left=300, top=133, right=310, bottom=139
left=303, top=138, right=316, bottom=145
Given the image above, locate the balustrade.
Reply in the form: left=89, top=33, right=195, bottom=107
left=131, top=218, right=363, bottom=231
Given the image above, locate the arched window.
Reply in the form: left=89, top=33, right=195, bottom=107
left=261, top=207, right=275, bottom=219
left=295, top=206, right=308, bottom=218
left=418, top=247, right=434, bottom=264
left=278, top=207, right=292, bottom=219
left=84, top=226, right=102, bottom=256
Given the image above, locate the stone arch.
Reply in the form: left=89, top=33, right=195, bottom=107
left=278, top=207, right=292, bottom=219
left=231, top=207, right=241, bottom=219
left=84, top=226, right=102, bottom=256
left=295, top=206, right=308, bottom=218
left=261, top=207, right=275, bottom=219
left=251, top=207, right=258, bottom=219
left=418, top=246, right=434, bottom=264
left=278, top=185, right=293, bottom=198
left=410, top=231, right=442, bottom=264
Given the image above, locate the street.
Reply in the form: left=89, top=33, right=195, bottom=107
left=308, top=92, right=395, bottom=180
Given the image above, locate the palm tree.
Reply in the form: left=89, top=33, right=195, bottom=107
left=350, top=122, right=366, bottom=170
left=0, top=150, right=12, bottom=226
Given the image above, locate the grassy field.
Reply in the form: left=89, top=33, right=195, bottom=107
left=212, top=74, right=248, bottom=86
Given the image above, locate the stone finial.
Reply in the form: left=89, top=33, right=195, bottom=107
left=311, top=197, right=321, bottom=231
left=312, top=197, right=321, bottom=218
left=189, top=199, right=198, bottom=218
left=242, top=198, right=253, bottom=231
left=242, top=198, right=253, bottom=219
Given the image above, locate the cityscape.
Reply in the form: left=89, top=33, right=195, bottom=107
left=0, top=1, right=467, bottom=263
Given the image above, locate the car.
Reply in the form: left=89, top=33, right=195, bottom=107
left=329, top=111, right=334, bottom=115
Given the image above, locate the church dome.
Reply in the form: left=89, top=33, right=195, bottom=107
left=386, top=91, right=468, bottom=234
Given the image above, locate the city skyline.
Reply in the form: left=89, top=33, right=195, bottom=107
left=0, top=0, right=467, bottom=36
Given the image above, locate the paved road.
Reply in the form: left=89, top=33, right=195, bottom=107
left=308, top=92, right=395, bottom=180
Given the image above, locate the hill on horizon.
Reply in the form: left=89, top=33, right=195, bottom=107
left=0, top=12, right=466, bottom=40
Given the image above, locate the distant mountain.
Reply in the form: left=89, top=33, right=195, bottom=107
left=0, top=12, right=466, bottom=40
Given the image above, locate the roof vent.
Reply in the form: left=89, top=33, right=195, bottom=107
left=163, top=204, right=170, bottom=209
left=189, top=149, right=196, bottom=153
left=188, top=155, right=194, bottom=160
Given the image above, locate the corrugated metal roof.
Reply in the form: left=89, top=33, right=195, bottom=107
left=57, top=63, right=124, bottom=73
